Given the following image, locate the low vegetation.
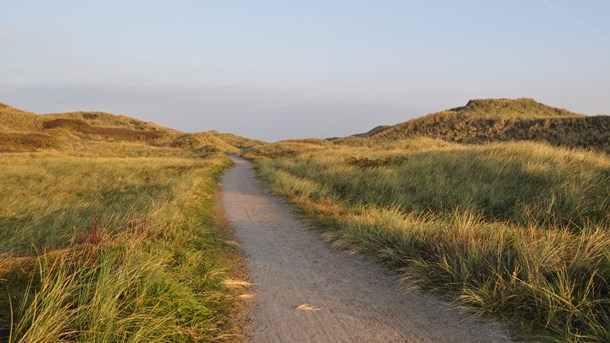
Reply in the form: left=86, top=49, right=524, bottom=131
left=0, top=102, right=264, bottom=153
left=248, top=136, right=610, bottom=342
left=3, top=98, right=609, bottom=342
left=0, top=103, right=42, bottom=132
left=341, top=98, right=610, bottom=153
left=0, top=103, right=254, bottom=342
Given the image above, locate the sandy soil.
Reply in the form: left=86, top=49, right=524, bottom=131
left=221, top=156, right=514, bottom=343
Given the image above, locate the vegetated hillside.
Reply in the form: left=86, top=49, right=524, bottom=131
left=349, top=98, right=610, bottom=152
left=0, top=101, right=257, bottom=341
left=351, top=125, right=390, bottom=138
left=0, top=103, right=42, bottom=131
left=249, top=137, right=610, bottom=341
left=0, top=153, right=247, bottom=341
left=44, top=110, right=173, bottom=132
left=207, top=130, right=265, bottom=149
left=170, top=132, right=241, bottom=153
left=0, top=102, right=265, bottom=153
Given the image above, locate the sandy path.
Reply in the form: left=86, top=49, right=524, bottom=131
left=221, top=156, right=513, bottom=343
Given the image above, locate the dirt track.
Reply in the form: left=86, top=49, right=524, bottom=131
left=221, top=156, right=513, bottom=343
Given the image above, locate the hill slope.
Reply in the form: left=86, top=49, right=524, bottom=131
left=350, top=98, right=609, bottom=152
left=0, top=102, right=42, bottom=131
left=0, top=102, right=264, bottom=153
left=0, top=104, right=250, bottom=341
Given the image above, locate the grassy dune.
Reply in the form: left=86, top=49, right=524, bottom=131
left=0, top=148, right=248, bottom=342
left=0, top=103, right=256, bottom=342
left=248, top=138, right=610, bottom=341
left=340, top=99, right=610, bottom=153
left=0, top=149, right=247, bottom=342
left=0, top=102, right=264, bottom=154
left=3, top=98, right=608, bottom=341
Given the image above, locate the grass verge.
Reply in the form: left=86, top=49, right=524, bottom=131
left=1, top=151, right=246, bottom=342
left=250, top=138, right=610, bottom=342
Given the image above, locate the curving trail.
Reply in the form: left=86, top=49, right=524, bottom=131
left=221, top=156, right=513, bottom=343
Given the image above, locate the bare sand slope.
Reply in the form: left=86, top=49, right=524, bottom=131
left=222, top=156, right=513, bottom=343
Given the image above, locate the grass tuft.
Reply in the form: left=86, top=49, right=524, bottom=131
left=0, top=151, right=244, bottom=342
left=251, top=138, right=610, bottom=341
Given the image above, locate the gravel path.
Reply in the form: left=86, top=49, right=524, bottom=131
left=221, top=156, right=513, bottom=343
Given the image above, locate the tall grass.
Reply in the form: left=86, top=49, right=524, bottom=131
left=254, top=139, right=609, bottom=230
left=252, top=138, right=610, bottom=342
left=0, top=149, right=244, bottom=342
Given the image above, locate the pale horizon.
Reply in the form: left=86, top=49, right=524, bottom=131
left=2, top=0, right=609, bottom=141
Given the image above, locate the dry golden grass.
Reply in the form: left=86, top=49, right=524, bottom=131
left=43, top=110, right=173, bottom=132
left=251, top=137, right=610, bottom=341
left=0, top=149, right=250, bottom=342
left=208, top=130, right=266, bottom=149
left=0, top=102, right=259, bottom=342
left=343, top=98, right=609, bottom=153
left=0, top=102, right=262, bottom=156
left=0, top=132, right=62, bottom=152
left=0, top=103, right=42, bottom=132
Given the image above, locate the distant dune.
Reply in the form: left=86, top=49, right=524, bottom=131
left=344, top=98, right=609, bottom=152
left=0, top=102, right=265, bottom=153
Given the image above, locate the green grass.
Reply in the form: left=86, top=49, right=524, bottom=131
left=0, top=149, right=246, bottom=342
left=250, top=138, right=610, bottom=342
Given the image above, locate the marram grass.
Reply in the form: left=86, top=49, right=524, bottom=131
left=251, top=138, right=610, bottom=342
left=0, top=149, right=244, bottom=342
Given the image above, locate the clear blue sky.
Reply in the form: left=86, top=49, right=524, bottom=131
left=1, top=0, right=609, bottom=141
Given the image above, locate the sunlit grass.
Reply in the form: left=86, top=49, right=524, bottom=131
left=251, top=138, right=610, bottom=341
left=334, top=99, right=610, bottom=153
left=0, top=149, right=244, bottom=342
